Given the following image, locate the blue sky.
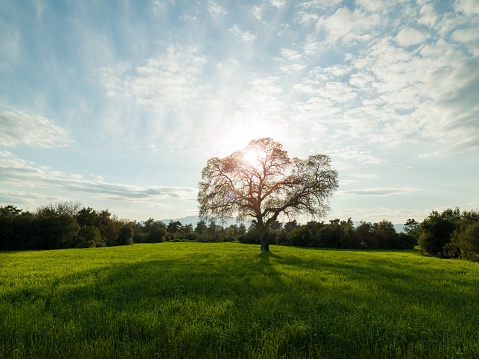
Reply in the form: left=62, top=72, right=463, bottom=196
left=1, top=0, right=478, bottom=224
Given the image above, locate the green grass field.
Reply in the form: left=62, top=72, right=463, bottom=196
left=1, top=243, right=478, bottom=358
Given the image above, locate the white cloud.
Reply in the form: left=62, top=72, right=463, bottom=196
left=0, top=152, right=197, bottom=202
left=454, top=0, right=479, bottom=15
left=350, top=173, right=381, bottom=179
left=252, top=6, right=262, bottom=20
left=344, top=188, right=420, bottom=196
left=395, top=27, right=429, bottom=46
left=332, top=147, right=391, bottom=166
left=316, top=7, right=381, bottom=42
left=229, top=25, right=257, bottom=41
left=277, top=48, right=307, bottom=73
left=270, top=0, right=286, bottom=8
left=417, top=3, right=438, bottom=28
left=425, top=60, right=479, bottom=151
left=0, top=190, right=60, bottom=206
left=299, top=0, right=343, bottom=10
left=452, top=25, right=479, bottom=55
left=355, top=0, right=384, bottom=13
left=208, top=0, right=227, bottom=17
left=296, top=11, right=319, bottom=24
left=152, top=0, right=175, bottom=10
left=350, top=72, right=375, bottom=88
left=0, top=110, right=72, bottom=148
left=281, top=48, right=302, bottom=61
left=99, top=44, right=207, bottom=108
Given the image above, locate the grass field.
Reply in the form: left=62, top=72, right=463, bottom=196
left=1, top=242, right=478, bottom=358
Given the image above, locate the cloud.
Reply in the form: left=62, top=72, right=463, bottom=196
left=356, top=0, right=384, bottom=13
left=331, top=147, right=390, bottom=166
left=395, top=27, right=429, bottom=46
left=99, top=44, right=207, bottom=108
left=452, top=25, right=479, bottom=55
left=349, top=173, right=380, bottom=179
left=426, top=60, right=479, bottom=151
left=229, top=25, right=257, bottom=41
left=208, top=0, right=227, bottom=17
left=417, top=3, right=438, bottom=28
left=316, top=7, right=381, bottom=42
left=0, top=152, right=197, bottom=203
left=299, top=0, right=342, bottom=10
left=0, top=110, right=72, bottom=148
left=277, top=48, right=306, bottom=73
left=0, top=190, right=60, bottom=206
left=152, top=0, right=175, bottom=12
left=270, top=0, right=286, bottom=8
left=344, top=188, right=420, bottom=196
left=454, top=0, right=479, bottom=15
left=252, top=6, right=262, bottom=20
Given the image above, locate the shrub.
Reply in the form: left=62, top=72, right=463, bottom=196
left=76, top=226, right=102, bottom=248
left=117, top=225, right=134, bottom=246
left=419, top=210, right=459, bottom=257
left=452, top=221, right=479, bottom=261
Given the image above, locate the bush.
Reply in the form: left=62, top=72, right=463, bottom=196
left=148, top=226, right=167, bottom=243
left=289, top=226, right=313, bottom=247
left=76, top=226, right=102, bottom=248
left=32, top=214, right=80, bottom=249
left=238, top=228, right=261, bottom=244
left=419, top=210, right=459, bottom=257
left=452, top=221, right=479, bottom=261
left=117, top=225, right=134, bottom=246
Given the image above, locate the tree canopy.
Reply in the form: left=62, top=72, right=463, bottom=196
left=198, top=138, right=338, bottom=251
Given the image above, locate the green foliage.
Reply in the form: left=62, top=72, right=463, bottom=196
left=419, top=209, right=460, bottom=257
left=289, top=226, right=313, bottom=247
left=418, top=208, right=479, bottom=260
left=452, top=221, right=479, bottom=261
left=1, top=243, right=479, bottom=358
left=146, top=222, right=167, bottom=243
left=198, top=138, right=338, bottom=251
left=76, top=226, right=103, bottom=248
left=404, top=218, right=420, bottom=240
left=263, top=219, right=412, bottom=250
left=32, top=214, right=80, bottom=249
left=0, top=203, right=134, bottom=250
left=116, top=225, right=134, bottom=246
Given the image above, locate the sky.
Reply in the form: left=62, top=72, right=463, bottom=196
left=1, top=0, right=478, bottom=225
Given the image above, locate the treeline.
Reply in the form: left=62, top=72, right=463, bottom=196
left=0, top=202, right=134, bottom=250
left=418, top=208, right=479, bottom=261
left=134, top=217, right=416, bottom=250
left=239, top=219, right=417, bottom=250
left=2, top=203, right=478, bottom=262
left=0, top=202, right=421, bottom=252
left=133, top=218, right=247, bottom=243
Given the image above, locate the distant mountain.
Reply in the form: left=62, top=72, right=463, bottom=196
left=161, top=216, right=405, bottom=233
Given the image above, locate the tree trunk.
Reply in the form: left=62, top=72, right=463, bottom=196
left=258, top=222, right=270, bottom=252
left=261, top=238, right=270, bottom=252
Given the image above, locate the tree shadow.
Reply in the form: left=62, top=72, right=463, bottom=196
left=2, top=245, right=479, bottom=358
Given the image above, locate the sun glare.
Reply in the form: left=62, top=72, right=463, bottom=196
left=211, top=110, right=289, bottom=158
left=242, top=148, right=259, bottom=166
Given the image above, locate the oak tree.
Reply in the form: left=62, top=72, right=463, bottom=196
left=198, top=138, right=338, bottom=251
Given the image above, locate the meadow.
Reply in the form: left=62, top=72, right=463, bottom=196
left=1, top=243, right=478, bottom=358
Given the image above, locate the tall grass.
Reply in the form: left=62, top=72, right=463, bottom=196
left=1, top=243, right=478, bottom=358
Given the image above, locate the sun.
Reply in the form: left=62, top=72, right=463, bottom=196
left=242, top=147, right=259, bottom=166
left=210, top=110, right=289, bottom=158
